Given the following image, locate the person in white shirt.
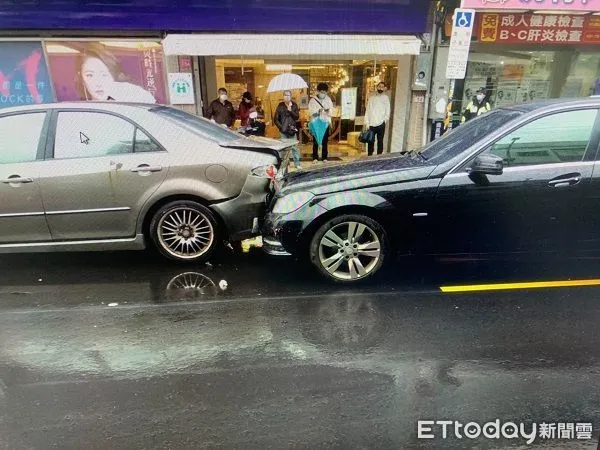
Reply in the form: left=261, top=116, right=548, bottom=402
left=365, top=82, right=391, bottom=156
left=308, top=82, right=334, bottom=163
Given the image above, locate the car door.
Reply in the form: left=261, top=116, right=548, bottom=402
left=432, top=107, right=599, bottom=255
left=0, top=111, right=52, bottom=243
left=38, top=110, right=169, bottom=241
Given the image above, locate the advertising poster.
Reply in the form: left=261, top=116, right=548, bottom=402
left=44, top=41, right=167, bottom=103
left=0, top=41, right=54, bottom=109
left=341, top=87, right=358, bottom=120
left=168, top=73, right=195, bottom=105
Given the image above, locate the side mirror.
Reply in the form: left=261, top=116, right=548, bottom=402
left=469, top=153, right=504, bottom=176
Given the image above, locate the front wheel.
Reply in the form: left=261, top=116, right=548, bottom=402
left=309, top=214, right=388, bottom=283
left=149, top=200, right=218, bottom=263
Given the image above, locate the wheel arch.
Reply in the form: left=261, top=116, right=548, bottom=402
left=299, top=203, right=393, bottom=255
left=140, top=194, right=229, bottom=241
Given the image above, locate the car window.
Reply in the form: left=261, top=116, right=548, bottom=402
left=134, top=128, right=163, bottom=153
left=54, top=112, right=135, bottom=159
left=0, top=113, right=46, bottom=164
left=419, top=109, right=523, bottom=162
left=485, top=109, right=598, bottom=168
left=150, top=106, right=241, bottom=143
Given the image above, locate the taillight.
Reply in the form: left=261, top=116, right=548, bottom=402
left=252, top=164, right=278, bottom=180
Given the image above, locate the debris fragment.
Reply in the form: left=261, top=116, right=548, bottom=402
left=108, top=303, right=119, bottom=307
left=219, top=280, right=228, bottom=290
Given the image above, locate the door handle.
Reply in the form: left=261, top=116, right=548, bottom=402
left=130, top=165, right=162, bottom=173
left=1, top=176, right=33, bottom=184
left=548, top=175, right=581, bottom=188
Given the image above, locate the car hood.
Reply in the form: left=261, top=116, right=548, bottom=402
left=279, top=154, right=435, bottom=195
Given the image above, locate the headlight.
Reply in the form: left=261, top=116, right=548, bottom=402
left=272, top=192, right=314, bottom=215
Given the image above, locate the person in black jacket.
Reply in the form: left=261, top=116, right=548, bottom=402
left=274, top=90, right=302, bottom=170
left=206, top=88, right=236, bottom=127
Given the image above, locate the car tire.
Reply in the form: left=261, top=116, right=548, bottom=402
left=309, top=214, right=388, bottom=283
left=150, top=200, right=218, bottom=263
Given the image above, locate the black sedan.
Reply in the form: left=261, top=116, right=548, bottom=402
left=263, top=98, right=600, bottom=282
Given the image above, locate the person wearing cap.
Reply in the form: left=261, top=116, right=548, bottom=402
left=462, top=87, right=491, bottom=123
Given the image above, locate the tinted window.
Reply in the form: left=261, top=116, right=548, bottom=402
left=419, top=109, right=523, bottom=161
left=54, top=112, right=135, bottom=159
left=0, top=113, right=46, bottom=164
left=152, top=106, right=241, bottom=143
left=134, top=128, right=163, bottom=153
left=487, top=109, right=598, bottom=167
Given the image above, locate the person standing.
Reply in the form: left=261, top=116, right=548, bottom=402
left=461, top=87, right=491, bottom=123
left=364, top=82, right=391, bottom=156
left=308, top=82, right=334, bottom=163
left=238, top=91, right=254, bottom=127
left=274, top=90, right=302, bottom=170
left=206, top=88, right=236, bottom=127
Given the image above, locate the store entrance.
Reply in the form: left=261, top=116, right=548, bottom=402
left=209, top=58, right=399, bottom=166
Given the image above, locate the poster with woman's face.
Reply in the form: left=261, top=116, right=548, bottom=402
left=45, top=41, right=167, bottom=104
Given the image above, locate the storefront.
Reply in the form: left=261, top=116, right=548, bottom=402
left=162, top=34, right=423, bottom=157
left=0, top=0, right=432, bottom=156
left=455, top=0, right=600, bottom=116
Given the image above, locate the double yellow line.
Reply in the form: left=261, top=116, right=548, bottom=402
left=440, top=279, right=600, bottom=293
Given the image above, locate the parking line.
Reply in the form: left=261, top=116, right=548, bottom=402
left=440, top=279, right=600, bottom=293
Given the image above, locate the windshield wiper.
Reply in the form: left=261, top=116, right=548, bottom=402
left=402, top=149, right=428, bottom=161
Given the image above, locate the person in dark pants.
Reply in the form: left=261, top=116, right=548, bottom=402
left=365, top=82, right=391, bottom=156
left=308, top=82, right=333, bottom=163
left=206, top=87, right=236, bottom=127
left=274, top=90, right=302, bottom=170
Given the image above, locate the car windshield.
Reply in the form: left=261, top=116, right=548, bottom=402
left=419, top=109, right=523, bottom=161
left=151, top=106, right=242, bottom=143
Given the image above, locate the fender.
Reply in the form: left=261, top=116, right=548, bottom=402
left=316, top=190, right=391, bottom=212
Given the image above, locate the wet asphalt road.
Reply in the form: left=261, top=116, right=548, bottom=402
left=0, top=248, right=600, bottom=449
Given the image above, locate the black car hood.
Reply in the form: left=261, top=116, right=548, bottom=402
left=280, top=153, right=435, bottom=195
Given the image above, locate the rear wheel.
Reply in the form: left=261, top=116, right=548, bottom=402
left=150, top=200, right=218, bottom=263
left=309, top=214, right=387, bottom=282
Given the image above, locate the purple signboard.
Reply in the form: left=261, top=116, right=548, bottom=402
left=45, top=41, right=167, bottom=104
left=0, top=0, right=429, bottom=34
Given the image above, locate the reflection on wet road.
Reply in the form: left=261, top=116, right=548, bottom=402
left=0, top=249, right=599, bottom=448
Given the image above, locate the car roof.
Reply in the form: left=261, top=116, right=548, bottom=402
left=500, top=97, right=600, bottom=114
left=0, top=101, right=160, bottom=114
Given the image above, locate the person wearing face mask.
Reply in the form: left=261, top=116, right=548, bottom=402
left=364, top=82, right=391, bottom=156
left=308, top=83, right=334, bottom=163
left=462, top=87, right=491, bottom=123
left=274, top=90, right=302, bottom=170
left=237, top=91, right=254, bottom=127
left=206, top=88, right=236, bottom=127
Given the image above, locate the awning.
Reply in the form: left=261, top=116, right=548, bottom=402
left=162, top=34, right=422, bottom=57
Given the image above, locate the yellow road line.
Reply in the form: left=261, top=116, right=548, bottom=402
left=440, top=279, right=600, bottom=293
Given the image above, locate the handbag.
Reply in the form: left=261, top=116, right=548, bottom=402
left=281, top=113, right=298, bottom=136
left=359, top=128, right=375, bottom=143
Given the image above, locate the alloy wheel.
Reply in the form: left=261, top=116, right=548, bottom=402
left=318, top=221, right=381, bottom=281
left=157, top=207, right=215, bottom=259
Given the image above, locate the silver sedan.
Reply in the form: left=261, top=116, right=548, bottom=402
left=0, top=102, right=293, bottom=262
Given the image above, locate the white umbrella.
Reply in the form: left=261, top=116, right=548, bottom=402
left=267, top=73, right=308, bottom=93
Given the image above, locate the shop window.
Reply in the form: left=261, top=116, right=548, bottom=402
left=486, top=109, right=598, bottom=167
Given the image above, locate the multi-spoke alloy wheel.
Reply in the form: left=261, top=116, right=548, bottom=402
left=310, top=214, right=387, bottom=282
left=150, top=201, right=218, bottom=262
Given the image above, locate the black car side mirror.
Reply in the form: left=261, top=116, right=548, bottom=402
left=469, top=154, right=504, bottom=176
